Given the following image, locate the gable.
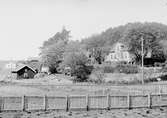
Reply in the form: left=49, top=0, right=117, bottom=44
left=17, top=66, right=34, bottom=73
left=12, top=65, right=36, bottom=73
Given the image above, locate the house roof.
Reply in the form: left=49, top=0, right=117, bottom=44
left=11, top=64, right=36, bottom=73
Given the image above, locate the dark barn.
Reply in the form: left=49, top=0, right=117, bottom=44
left=144, top=58, right=166, bottom=67
left=12, top=65, right=36, bottom=79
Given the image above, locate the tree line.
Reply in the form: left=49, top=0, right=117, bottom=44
left=40, top=22, right=167, bottom=81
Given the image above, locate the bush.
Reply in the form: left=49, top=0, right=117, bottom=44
left=88, top=69, right=105, bottom=84
left=162, top=66, right=167, bottom=72
left=93, top=63, right=139, bottom=74
left=161, top=62, right=167, bottom=72
left=62, top=51, right=92, bottom=82
left=105, top=73, right=142, bottom=85
left=115, top=63, right=139, bottom=74
left=144, top=72, right=167, bottom=83
left=154, top=62, right=165, bottom=67
left=103, top=65, right=115, bottom=73
left=93, top=63, right=116, bottom=73
left=71, top=65, right=92, bottom=82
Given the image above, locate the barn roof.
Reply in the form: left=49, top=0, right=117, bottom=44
left=11, top=64, right=36, bottom=73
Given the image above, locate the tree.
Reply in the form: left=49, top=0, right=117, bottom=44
left=159, top=40, right=167, bottom=58
left=81, top=22, right=167, bottom=65
left=62, top=41, right=91, bottom=81
left=122, top=22, right=167, bottom=64
left=64, top=40, right=83, bottom=54
left=42, top=27, right=70, bottom=49
left=63, top=51, right=90, bottom=82
left=40, top=27, right=70, bottom=73
left=40, top=41, right=66, bottom=73
left=82, top=34, right=110, bottom=64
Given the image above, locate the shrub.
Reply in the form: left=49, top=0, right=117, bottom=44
left=93, top=63, right=139, bottom=74
left=115, top=63, right=139, bottom=74
left=162, top=66, right=167, bottom=72
left=62, top=51, right=93, bottom=82
left=144, top=72, right=167, bottom=83
left=103, top=65, right=115, bottom=73
left=105, top=73, right=142, bottom=85
left=72, top=65, right=92, bottom=82
left=93, top=63, right=116, bottom=73
left=161, top=63, right=167, bottom=72
left=88, top=69, right=105, bottom=84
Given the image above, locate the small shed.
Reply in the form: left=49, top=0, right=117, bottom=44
left=11, top=64, right=36, bottom=79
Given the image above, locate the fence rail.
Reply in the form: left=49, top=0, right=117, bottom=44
left=1, top=93, right=167, bottom=112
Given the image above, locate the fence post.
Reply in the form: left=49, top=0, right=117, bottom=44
left=66, top=95, right=70, bottom=112
left=86, top=94, right=89, bottom=111
left=0, top=97, right=4, bottom=112
left=22, top=95, right=26, bottom=111
left=147, top=93, right=151, bottom=108
left=127, top=94, right=131, bottom=109
left=44, top=95, right=48, bottom=111
left=107, top=94, right=110, bottom=110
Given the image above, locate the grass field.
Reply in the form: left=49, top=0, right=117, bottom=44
left=0, top=75, right=167, bottom=118
left=0, top=76, right=167, bottom=97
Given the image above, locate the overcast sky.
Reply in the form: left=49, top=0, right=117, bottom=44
left=0, top=0, right=167, bottom=60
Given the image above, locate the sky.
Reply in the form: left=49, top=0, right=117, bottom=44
left=0, top=0, right=167, bottom=60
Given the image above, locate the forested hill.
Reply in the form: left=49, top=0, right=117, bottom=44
left=82, top=22, right=167, bottom=47
left=81, top=22, right=167, bottom=64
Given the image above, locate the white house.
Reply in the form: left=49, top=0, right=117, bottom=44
left=41, top=65, right=50, bottom=74
left=105, top=42, right=133, bottom=63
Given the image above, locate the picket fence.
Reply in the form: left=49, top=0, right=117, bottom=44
left=0, top=93, right=167, bottom=112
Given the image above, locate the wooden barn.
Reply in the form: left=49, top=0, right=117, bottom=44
left=11, top=64, right=36, bottom=79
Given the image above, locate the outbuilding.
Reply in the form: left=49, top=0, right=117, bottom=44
left=11, top=64, right=36, bottom=79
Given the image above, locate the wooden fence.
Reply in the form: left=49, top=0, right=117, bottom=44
left=1, top=93, right=167, bottom=112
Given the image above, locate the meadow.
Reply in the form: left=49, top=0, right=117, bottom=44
left=1, top=74, right=167, bottom=118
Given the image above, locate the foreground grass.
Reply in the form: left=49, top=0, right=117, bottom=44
left=104, top=72, right=167, bottom=85
left=0, top=107, right=167, bottom=118
left=0, top=79, right=166, bottom=97
left=0, top=72, right=167, bottom=97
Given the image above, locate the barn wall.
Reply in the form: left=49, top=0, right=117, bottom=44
left=17, top=67, right=36, bottom=79
left=27, top=69, right=36, bottom=78
left=17, top=70, right=24, bottom=79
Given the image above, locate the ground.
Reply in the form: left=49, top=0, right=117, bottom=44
left=0, top=74, right=167, bottom=118
left=0, top=73, right=166, bottom=96
left=0, top=107, right=167, bottom=118
left=0, top=80, right=165, bottom=96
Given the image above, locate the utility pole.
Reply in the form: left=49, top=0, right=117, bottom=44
left=141, top=36, right=144, bottom=84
